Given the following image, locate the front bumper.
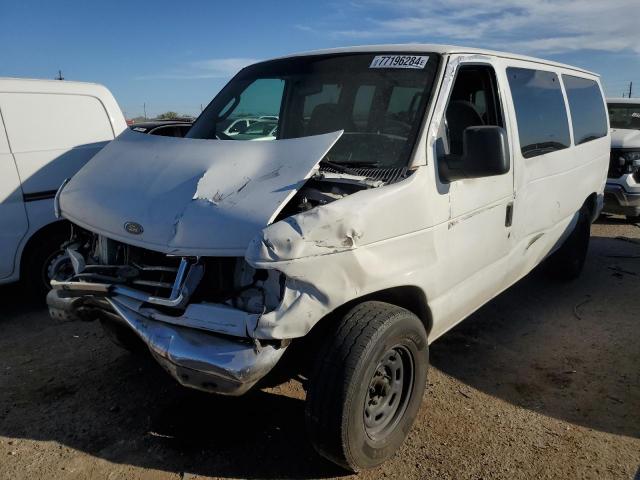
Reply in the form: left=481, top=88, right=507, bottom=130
left=47, top=288, right=286, bottom=395
left=604, top=180, right=640, bottom=216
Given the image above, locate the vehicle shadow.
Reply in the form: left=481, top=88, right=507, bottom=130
left=0, top=235, right=638, bottom=478
left=0, top=285, right=346, bottom=478
left=596, top=213, right=638, bottom=226
left=431, top=234, right=640, bottom=439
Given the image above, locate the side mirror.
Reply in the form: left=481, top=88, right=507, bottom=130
left=440, top=126, right=509, bottom=182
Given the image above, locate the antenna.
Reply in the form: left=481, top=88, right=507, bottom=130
left=55, top=70, right=64, bottom=81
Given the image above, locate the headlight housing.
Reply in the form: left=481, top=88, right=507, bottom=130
left=609, top=149, right=640, bottom=178
left=618, top=151, right=640, bottom=170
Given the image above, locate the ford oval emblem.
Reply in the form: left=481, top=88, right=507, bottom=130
left=124, top=221, right=144, bottom=235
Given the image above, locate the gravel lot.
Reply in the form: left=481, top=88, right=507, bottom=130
left=1, top=217, right=639, bottom=479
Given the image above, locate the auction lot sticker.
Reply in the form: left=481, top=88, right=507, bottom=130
left=370, top=55, right=429, bottom=69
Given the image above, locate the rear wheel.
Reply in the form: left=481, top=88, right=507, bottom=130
left=626, top=214, right=640, bottom=224
left=545, top=205, right=591, bottom=281
left=305, top=301, right=428, bottom=472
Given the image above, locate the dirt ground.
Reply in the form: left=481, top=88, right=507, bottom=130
left=1, top=216, right=639, bottom=480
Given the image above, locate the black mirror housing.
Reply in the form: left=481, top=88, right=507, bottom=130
left=440, top=126, right=510, bottom=182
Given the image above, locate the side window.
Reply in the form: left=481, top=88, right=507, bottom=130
left=507, top=68, right=571, bottom=158
left=444, top=64, right=504, bottom=155
left=226, top=78, right=284, bottom=119
left=213, top=79, right=284, bottom=140
left=0, top=93, right=114, bottom=152
left=562, top=75, right=608, bottom=145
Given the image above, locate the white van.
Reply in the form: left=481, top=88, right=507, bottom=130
left=0, top=78, right=126, bottom=294
left=46, top=45, right=609, bottom=471
left=603, top=98, right=640, bottom=221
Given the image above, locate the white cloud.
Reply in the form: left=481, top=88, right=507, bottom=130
left=137, top=57, right=259, bottom=80
left=320, top=0, right=640, bottom=55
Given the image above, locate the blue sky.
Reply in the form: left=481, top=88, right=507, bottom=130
left=1, top=0, right=638, bottom=118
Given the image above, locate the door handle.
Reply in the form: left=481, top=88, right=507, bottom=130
left=505, top=202, right=514, bottom=227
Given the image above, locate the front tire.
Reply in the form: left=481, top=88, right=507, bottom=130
left=305, top=301, right=428, bottom=472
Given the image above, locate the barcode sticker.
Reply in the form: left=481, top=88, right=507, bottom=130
left=370, top=55, right=429, bottom=69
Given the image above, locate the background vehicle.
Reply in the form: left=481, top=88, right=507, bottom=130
left=48, top=45, right=608, bottom=471
left=604, top=98, right=640, bottom=222
left=221, top=117, right=258, bottom=136
left=232, top=120, right=278, bottom=140
left=0, top=77, right=127, bottom=295
left=130, top=120, right=192, bottom=137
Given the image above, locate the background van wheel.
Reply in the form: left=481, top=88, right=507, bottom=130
left=626, top=214, right=640, bottom=224
left=21, top=227, right=71, bottom=301
left=305, top=301, right=428, bottom=472
left=545, top=206, right=591, bottom=281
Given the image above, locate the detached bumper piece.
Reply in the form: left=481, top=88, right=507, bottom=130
left=47, top=288, right=286, bottom=396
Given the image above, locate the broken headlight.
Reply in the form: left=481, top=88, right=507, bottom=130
left=230, top=261, right=284, bottom=314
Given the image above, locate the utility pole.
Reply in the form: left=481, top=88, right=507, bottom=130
left=55, top=70, right=64, bottom=80
left=143, top=102, right=147, bottom=119
left=628, top=81, right=633, bottom=98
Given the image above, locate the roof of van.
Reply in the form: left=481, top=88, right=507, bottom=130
left=607, top=97, right=640, bottom=105
left=0, top=77, right=112, bottom=96
left=270, top=44, right=597, bottom=76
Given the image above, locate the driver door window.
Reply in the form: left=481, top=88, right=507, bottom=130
left=443, top=65, right=504, bottom=156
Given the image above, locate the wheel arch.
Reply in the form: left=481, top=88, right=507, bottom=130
left=584, top=192, right=599, bottom=223
left=18, top=219, right=71, bottom=278
left=319, top=285, right=433, bottom=337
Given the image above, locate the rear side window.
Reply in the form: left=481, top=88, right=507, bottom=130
left=0, top=93, right=114, bottom=152
left=507, top=67, right=570, bottom=158
left=562, top=75, right=607, bottom=145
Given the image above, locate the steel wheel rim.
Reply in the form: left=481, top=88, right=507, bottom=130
left=363, top=344, right=414, bottom=440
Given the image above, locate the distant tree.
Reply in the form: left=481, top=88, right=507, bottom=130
left=156, top=111, right=180, bottom=120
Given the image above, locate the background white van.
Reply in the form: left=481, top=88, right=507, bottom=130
left=0, top=78, right=126, bottom=294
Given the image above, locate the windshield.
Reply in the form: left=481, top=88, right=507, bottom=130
left=608, top=103, right=640, bottom=130
left=188, top=53, right=440, bottom=168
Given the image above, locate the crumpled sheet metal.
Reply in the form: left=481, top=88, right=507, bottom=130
left=59, top=129, right=342, bottom=256
left=244, top=167, right=446, bottom=340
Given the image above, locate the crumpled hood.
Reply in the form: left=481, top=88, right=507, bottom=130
left=60, top=129, right=342, bottom=256
left=611, top=128, right=640, bottom=149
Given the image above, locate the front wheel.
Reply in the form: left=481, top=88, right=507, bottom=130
left=305, top=301, right=428, bottom=472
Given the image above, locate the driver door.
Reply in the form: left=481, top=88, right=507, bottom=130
left=436, top=56, right=515, bottom=323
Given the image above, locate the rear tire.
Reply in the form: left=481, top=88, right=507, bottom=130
left=305, top=301, right=428, bottom=472
left=626, top=214, right=640, bottom=224
left=545, top=205, right=591, bottom=281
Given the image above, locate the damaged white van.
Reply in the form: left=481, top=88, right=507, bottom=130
left=47, top=45, right=609, bottom=471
